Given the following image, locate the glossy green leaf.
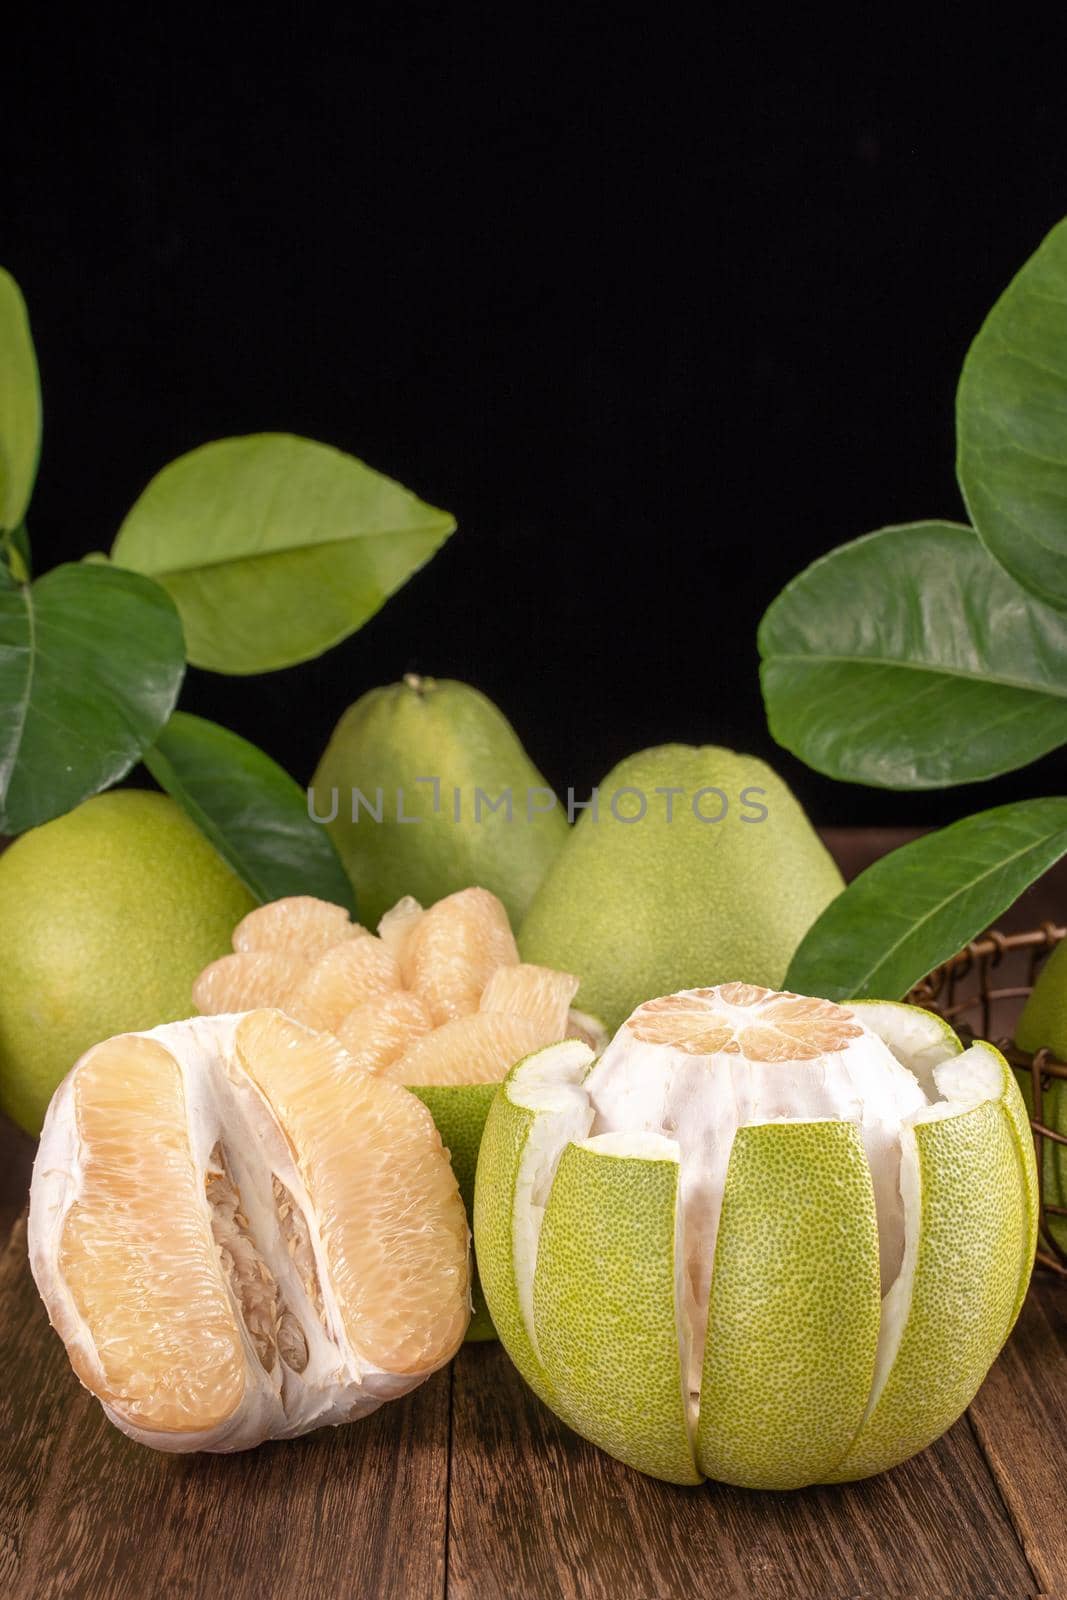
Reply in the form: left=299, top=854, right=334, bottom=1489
left=958, top=217, right=1067, bottom=612
left=785, top=799, right=1067, bottom=1001
left=0, top=564, right=185, bottom=833
left=111, top=434, right=456, bottom=674
left=758, top=521, right=1067, bottom=789
left=0, top=269, right=42, bottom=532
left=144, top=711, right=356, bottom=911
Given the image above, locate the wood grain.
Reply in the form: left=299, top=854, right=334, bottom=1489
left=448, top=1341, right=1037, bottom=1600
left=968, top=1278, right=1067, bottom=1599
left=0, top=1217, right=450, bottom=1600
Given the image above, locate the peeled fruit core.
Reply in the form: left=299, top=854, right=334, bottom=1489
left=29, top=1010, right=470, bottom=1452
left=194, top=888, right=582, bottom=1093
left=475, top=987, right=1038, bottom=1487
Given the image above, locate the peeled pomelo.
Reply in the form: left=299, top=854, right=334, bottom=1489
left=0, top=790, right=256, bottom=1134
left=1014, top=936, right=1067, bottom=1251
left=474, top=984, right=1037, bottom=1487
left=28, top=1009, right=470, bottom=1451
left=311, top=675, right=569, bottom=926
left=193, top=887, right=597, bottom=1340
left=518, top=744, right=844, bottom=1034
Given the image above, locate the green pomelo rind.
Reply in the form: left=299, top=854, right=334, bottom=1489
left=533, top=1141, right=701, bottom=1485
left=827, top=1095, right=1028, bottom=1483
left=975, top=1044, right=1041, bottom=1327
left=697, top=1119, right=881, bottom=1490
left=846, top=1000, right=962, bottom=1078
left=518, top=744, right=844, bottom=1033
left=312, top=677, right=569, bottom=927
left=473, top=1042, right=593, bottom=1408
left=412, top=1082, right=499, bottom=1341
left=0, top=790, right=256, bottom=1134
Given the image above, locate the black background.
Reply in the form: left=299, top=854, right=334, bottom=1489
left=6, top=14, right=1067, bottom=826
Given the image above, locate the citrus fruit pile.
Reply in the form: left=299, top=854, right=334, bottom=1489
left=191, top=887, right=600, bottom=1338
left=29, top=1008, right=469, bottom=1451
left=474, top=984, right=1038, bottom=1487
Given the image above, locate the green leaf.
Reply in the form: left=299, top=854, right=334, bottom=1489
left=785, top=799, right=1067, bottom=1001
left=0, top=563, right=185, bottom=833
left=758, top=521, right=1067, bottom=789
left=143, top=711, right=357, bottom=911
left=111, top=434, right=456, bottom=674
left=0, top=269, right=42, bottom=532
left=957, top=217, right=1067, bottom=612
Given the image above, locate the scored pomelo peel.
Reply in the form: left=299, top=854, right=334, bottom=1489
left=474, top=986, right=1037, bottom=1488
left=29, top=1009, right=470, bottom=1451
left=193, top=887, right=602, bottom=1341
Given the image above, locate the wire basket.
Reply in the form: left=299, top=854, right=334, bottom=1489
left=908, top=923, right=1067, bottom=1278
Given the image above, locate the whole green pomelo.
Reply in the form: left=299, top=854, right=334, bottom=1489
left=1015, top=935, right=1067, bottom=1250
left=0, top=790, right=256, bottom=1134
left=312, top=675, right=568, bottom=928
left=519, top=744, right=843, bottom=1034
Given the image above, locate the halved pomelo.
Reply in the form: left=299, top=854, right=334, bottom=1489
left=29, top=1009, right=469, bottom=1452
left=474, top=987, right=1037, bottom=1487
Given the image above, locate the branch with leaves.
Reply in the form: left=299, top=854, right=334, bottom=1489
left=759, top=218, right=1067, bottom=997
left=0, top=268, right=455, bottom=911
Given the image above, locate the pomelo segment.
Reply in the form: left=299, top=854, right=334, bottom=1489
left=400, top=887, right=519, bottom=1023
left=387, top=1013, right=551, bottom=1087
left=480, top=963, right=578, bottom=1038
left=697, top=1120, right=880, bottom=1489
left=235, top=1011, right=469, bottom=1376
left=55, top=1034, right=246, bottom=1434
left=234, top=895, right=361, bottom=961
left=473, top=1041, right=595, bottom=1403
left=827, top=1045, right=1032, bottom=1482
left=193, top=949, right=308, bottom=1015
left=29, top=1010, right=470, bottom=1451
left=281, top=937, right=401, bottom=1031
left=533, top=1134, right=700, bottom=1484
left=334, top=990, right=434, bottom=1072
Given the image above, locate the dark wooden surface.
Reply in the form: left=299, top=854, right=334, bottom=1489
left=2, top=829, right=1066, bottom=1599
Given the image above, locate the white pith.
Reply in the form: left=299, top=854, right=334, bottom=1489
left=506, top=990, right=1007, bottom=1449
left=28, top=1011, right=447, bottom=1453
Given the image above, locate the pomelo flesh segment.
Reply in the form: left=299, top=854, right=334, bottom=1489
left=234, top=1011, right=470, bottom=1376
left=399, top=887, right=519, bottom=1024
left=387, top=1012, right=552, bottom=1087
left=696, top=1119, right=881, bottom=1489
left=281, top=936, right=402, bottom=1031
left=479, top=963, right=578, bottom=1038
left=233, top=896, right=361, bottom=962
left=56, top=1034, right=246, bottom=1434
left=193, top=949, right=309, bottom=1014
left=334, top=989, right=435, bottom=1072
left=827, top=1052, right=1030, bottom=1481
left=533, top=1134, right=700, bottom=1485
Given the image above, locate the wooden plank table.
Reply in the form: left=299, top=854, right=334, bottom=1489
left=2, top=829, right=1065, bottom=1599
